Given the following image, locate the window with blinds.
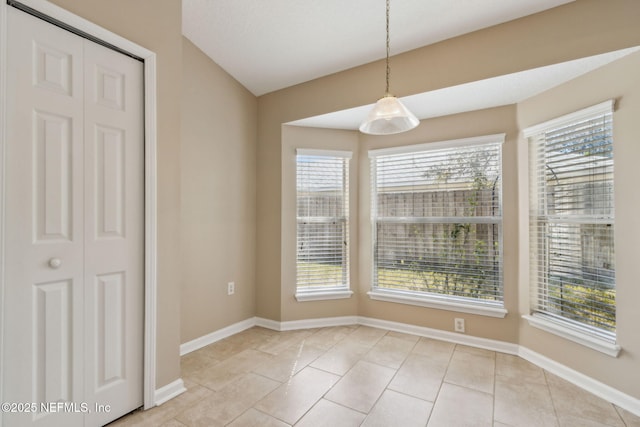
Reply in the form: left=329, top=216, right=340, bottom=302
left=526, top=101, right=616, bottom=340
left=296, top=149, right=350, bottom=291
left=369, top=136, right=504, bottom=306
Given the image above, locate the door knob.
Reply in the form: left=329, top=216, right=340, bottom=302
left=48, top=258, right=62, bottom=269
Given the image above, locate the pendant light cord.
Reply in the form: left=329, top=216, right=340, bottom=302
left=385, top=0, right=391, bottom=96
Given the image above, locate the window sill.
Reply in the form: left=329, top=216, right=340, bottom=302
left=295, top=289, right=353, bottom=302
left=523, top=314, right=621, bottom=358
left=367, top=289, right=507, bottom=318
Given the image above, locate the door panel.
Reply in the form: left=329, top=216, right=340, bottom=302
left=95, top=126, right=125, bottom=239
left=95, top=271, right=125, bottom=388
left=34, top=112, right=74, bottom=242
left=4, top=7, right=144, bottom=427
left=5, top=8, right=85, bottom=427
left=95, top=65, right=126, bottom=111
left=83, top=38, right=144, bottom=427
left=34, top=41, right=73, bottom=96
left=34, top=279, right=73, bottom=404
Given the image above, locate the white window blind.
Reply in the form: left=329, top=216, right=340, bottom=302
left=369, top=136, right=504, bottom=305
left=527, top=101, right=616, bottom=340
left=296, top=150, right=350, bottom=290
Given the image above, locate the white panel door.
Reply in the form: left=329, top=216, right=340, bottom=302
left=4, top=8, right=85, bottom=427
left=83, top=38, right=144, bottom=427
left=3, top=8, right=144, bottom=427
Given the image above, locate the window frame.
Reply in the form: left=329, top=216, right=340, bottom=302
left=523, top=100, right=621, bottom=357
left=368, top=134, right=507, bottom=318
left=294, top=148, right=353, bottom=302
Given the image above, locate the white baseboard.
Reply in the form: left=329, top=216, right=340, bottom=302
left=180, top=317, right=257, bottom=356
left=179, top=314, right=639, bottom=417
left=519, top=347, right=640, bottom=417
left=254, top=316, right=281, bottom=331
left=154, top=378, right=186, bottom=406
left=357, top=316, right=520, bottom=355
left=257, top=315, right=358, bottom=331
left=254, top=314, right=518, bottom=354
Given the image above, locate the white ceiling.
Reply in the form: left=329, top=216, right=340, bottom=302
left=182, top=0, right=575, bottom=96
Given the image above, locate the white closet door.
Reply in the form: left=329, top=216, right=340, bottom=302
left=82, top=33, right=144, bottom=427
left=3, top=7, right=144, bottom=427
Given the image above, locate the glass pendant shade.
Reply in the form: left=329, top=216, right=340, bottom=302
left=359, top=95, right=420, bottom=135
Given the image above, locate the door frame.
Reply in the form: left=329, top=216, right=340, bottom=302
left=0, top=0, right=159, bottom=416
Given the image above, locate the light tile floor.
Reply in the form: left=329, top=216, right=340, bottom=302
left=109, top=325, right=640, bottom=427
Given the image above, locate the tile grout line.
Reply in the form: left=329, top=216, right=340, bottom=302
left=358, top=329, right=422, bottom=421
left=615, top=405, right=630, bottom=427
left=491, top=348, right=497, bottom=426
left=130, top=325, right=640, bottom=427
left=297, top=324, right=367, bottom=425
left=543, top=369, right=564, bottom=426
left=424, top=342, right=458, bottom=426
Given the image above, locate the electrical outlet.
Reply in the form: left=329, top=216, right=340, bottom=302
left=454, top=318, right=465, bottom=333
left=227, top=281, right=235, bottom=295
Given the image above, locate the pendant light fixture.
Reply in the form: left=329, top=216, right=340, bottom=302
left=359, top=0, right=419, bottom=135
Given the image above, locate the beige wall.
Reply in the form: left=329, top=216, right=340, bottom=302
left=257, top=0, right=640, bottom=400
left=47, top=0, right=183, bottom=388
left=517, top=51, right=640, bottom=400
left=280, top=107, right=519, bottom=341
left=180, top=38, right=257, bottom=343
left=41, top=0, right=640, bottom=403
left=257, top=0, right=640, bottom=323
